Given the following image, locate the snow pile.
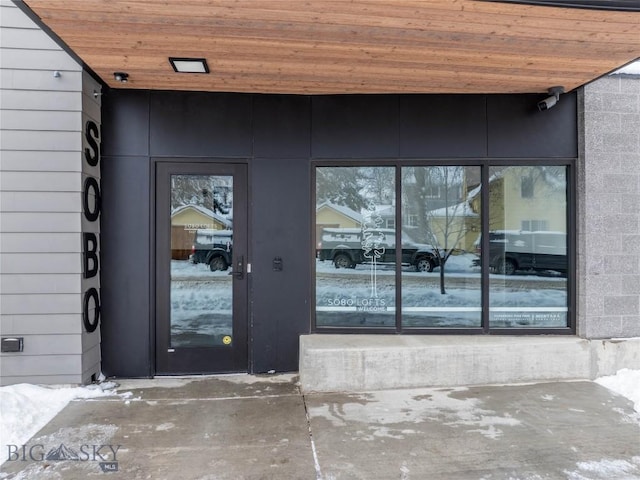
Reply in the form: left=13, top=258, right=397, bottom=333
left=595, top=369, right=640, bottom=413
left=565, top=457, right=640, bottom=480
left=613, top=60, right=640, bottom=76
left=0, top=383, right=116, bottom=449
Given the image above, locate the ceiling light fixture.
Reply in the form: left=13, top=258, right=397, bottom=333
left=169, top=57, right=210, bottom=74
left=113, top=72, right=129, bottom=83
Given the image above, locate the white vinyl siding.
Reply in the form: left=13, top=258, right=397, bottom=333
left=0, top=274, right=82, bottom=295
left=0, top=150, right=83, bottom=172
left=0, top=0, right=101, bottom=386
left=1, top=232, right=83, bottom=253
left=0, top=212, right=83, bottom=233
left=1, top=253, right=83, bottom=275
left=2, top=110, right=82, bottom=131
left=0, top=192, right=83, bottom=213
left=1, top=314, right=82, bottom=335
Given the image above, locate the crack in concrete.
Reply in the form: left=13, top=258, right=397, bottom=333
left=301, top=388, right=324, bottom=480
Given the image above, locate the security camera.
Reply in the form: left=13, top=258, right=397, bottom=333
left=113, top=71, right=129, bottom=83
left=537, top=95, right=557, bottom=111
left=537, top=86, right=565, bottom=112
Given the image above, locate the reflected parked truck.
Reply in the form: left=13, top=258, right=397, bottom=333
left=317, top=227, right=440, bottom=272
left=190, top=229, right=233, bottom=271
left=473, top=230, right=567, bottom=275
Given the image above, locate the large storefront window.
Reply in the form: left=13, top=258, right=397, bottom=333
left=401, top=166, right=482, bottom=328
left=316, top=167, right=396, bottom=328
left=488, top=166, right=568, bottom=328
left=314, top=163, right=571, bottom=332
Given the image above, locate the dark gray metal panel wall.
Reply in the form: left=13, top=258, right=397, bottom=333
left=100, top=90, right=578, bottom=377
left=399, top=95, right=488, bottom=158
left=250, top=158, right=311, bottom=372
left=149, top=92, right=253, bottom=157
left=253, top=95, right=311, bottom=158
left=101, top=90, right=150, bottom=157
left=487, top=94, right=578, bottom=158
left=100, top=155, right=151, bottom=377
left=101, top=89, right=152, bottom=377
left=311, top=95, right=399, bottom=158
left=251, top=95, right=312, bottom=371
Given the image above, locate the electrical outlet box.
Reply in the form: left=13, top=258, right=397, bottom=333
left=1, top=337, right=24, bottom=353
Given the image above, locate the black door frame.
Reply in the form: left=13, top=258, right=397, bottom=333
left=153, top=160, right=249, bottom=374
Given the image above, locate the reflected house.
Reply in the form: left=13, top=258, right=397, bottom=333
left=378, top=201, right=479, bottom=253
left=421, top=166, right=566, bottom=254
left=171, top=205, right=233, bottom=260
left=468, top=166, right=567, bottom=234
left=315, top=201, right=363, bottom=248
left=426, top=200, right=480, bottom=253
left=403, top=176, right=465, bottom=217
left=373, top=205, right=396, bottom=229
left=401, top=167, right=469, bottom=250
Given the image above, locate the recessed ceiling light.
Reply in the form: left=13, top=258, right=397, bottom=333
left=169, top=57, right=210, bottom=74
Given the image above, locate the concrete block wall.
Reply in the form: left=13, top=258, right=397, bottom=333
left=0, top=1, right=101, bottom=385
left=578, top=74, right=640, bottom=339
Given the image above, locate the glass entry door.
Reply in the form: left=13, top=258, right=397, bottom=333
left=155, top=162, right=248, bottom=374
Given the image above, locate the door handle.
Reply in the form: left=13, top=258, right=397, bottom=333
left=232, top=255, right=244, bottom=279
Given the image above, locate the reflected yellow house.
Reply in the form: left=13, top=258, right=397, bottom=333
left=427, top=200, right=480, bottom=252
left=428, top=166, right=566, bottom=252
left=171, top=204, right=232, bottom=230
left=315, top=201, right=362, bottom=247
left=471, top=166, right=567, bottom=233
left=171, top=205, right=232, bottom=259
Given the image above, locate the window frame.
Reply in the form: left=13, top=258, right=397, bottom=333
left=311, top=158, right=576, bottom=335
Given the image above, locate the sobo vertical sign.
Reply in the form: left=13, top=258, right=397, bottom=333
left=83, top=120, right=100, bottom=333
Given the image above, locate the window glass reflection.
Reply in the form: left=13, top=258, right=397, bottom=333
left=401, top=166, right=482, bottom=327
left=488, top=166, right=568, bottom=328
left=314, top=163, right=570, bottom=331
left=170, top=175, right=234, bottom=346
left=315, top=167, right=396, bottom=327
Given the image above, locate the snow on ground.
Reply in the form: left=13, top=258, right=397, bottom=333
left=112, top=373, right=298, bottom=391
left=595, top=369, right=640, bottom=414
left=0, top=374, right=295, bottom=457
left=564, top=457, right=640, bottom=480
left=0, top=382, right=121, bottom=451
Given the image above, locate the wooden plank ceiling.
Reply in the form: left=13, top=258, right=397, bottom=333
left=22, top=0, right=640, bottom=94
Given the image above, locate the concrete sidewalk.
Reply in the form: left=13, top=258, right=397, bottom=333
left=1, top=375, right=639, bottom=479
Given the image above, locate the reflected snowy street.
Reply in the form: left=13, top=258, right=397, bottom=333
left=170, top=260, right=232, bottom=347
left=316, top=254, right=567, bottom=328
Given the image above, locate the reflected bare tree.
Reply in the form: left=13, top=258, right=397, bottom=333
left=408, top=166, right=473, bottom=294
left=316, top=167, right=368, bottom=211
left=171, top=175, right=231, bottom=214
left=361, top=167, right=395, bottom=205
